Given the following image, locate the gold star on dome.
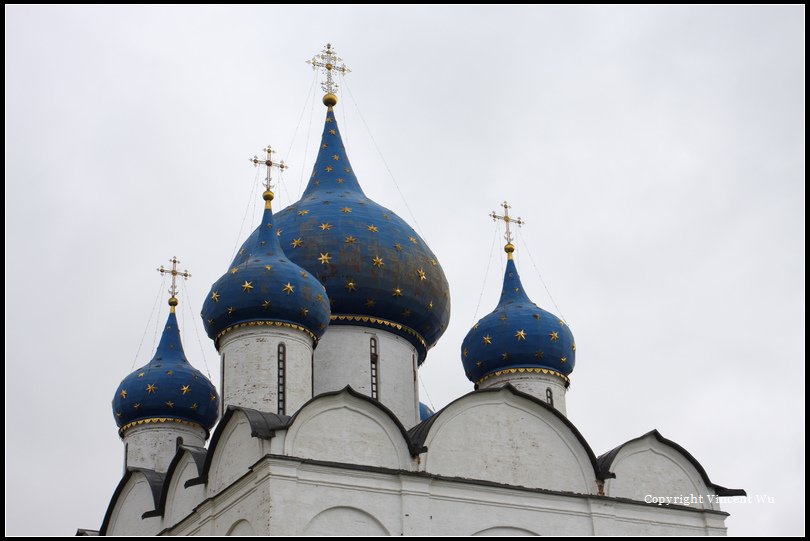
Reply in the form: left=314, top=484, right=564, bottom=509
left=137, top=372, right=144, bottom=378
left=501, top=352, right=510, bottom=361
left=326, top=117, right=333, bottom=123
left=409, top=236, right=417, bottom=244
left=276, top=229, right=283, bottom=237
left=394, top=243, right=403, bottom=251
left=476, top=361, right=483, bottom=368
left=473, top=323, right=479, bottom=330
left=120, top=389, right=127, bottom=399
left=535, top=350, right=544, bottom=359
left=533, top=313, right=541, bottom=319
left=429, top=259, right=438, bottom=266
left=238, top=248, right=245, bottom=256
left=550, top=331, right=559, bottom=342
left=115, top=411, right=121, bottom=418
left=325, top=165, right=334, bottom=172
left=318, top=253, right=332, bottom=265
left=146, top=384, right=157, bottom=394
left=560, top=357, right=567, bottom=363
left=392, top=287, right=403, bottom=297
left=345, top=235, right=357, bottom=244
left=181, top=385, right=191, bottom=395
left=329, top=129, right=336, bottom=135
left=372, top=255, right=384, bottom=267
left=321, top=144, right=328, bottom=150
left=298, top=209, right=310, bottom=216
left=500, top=314, right=508, bottom=321
left=341, top=207, right=352, bottom=213
left=417, top=268, right=426, bottom=281
left=315, top=293, right=323, bottom=302
left=227, top=306, right=236, bottom=314
left=367, top=225, right=379, bottom=233
left=463, top=348, right=469, bottom=357
left=483, top=335, right=492, bottom=345
left=283, top=283, right=295, bottom=294
left=314, top=179, right=320, bottom=185
left=291, top=238, right=303, bottom=248
left=365, top=299, right=376, bottom=308
left=382, top=213, right=391, bottom=221
left=166, top=370, right=173, bottom=376
left=300, top=307, right=309, bottom=317
left=133, top=403, right=141, bottom=411
left=190, top=403, right=198, bottom=411
left=337, top=177, right=345, bottom=184
left=242, top=281, right=254, bottom=292
left=344, top=167, right=351, bottom=173
left=320, top=223, right=333, bottom=231
left=230, top=267, right=239, bottom=275
left=332, top=154, right=340, bottom=161
left=514, top=287, right=520, bottom=293
left=427, top=300, right=434, bottom=310
left=345, top=280, right=357, bottom=292
left=572, top=343, right=576, bottom=352
left=515, top=329, right=526, bottom=341
left=559, top=320, right=566, bottom=326
left=265, top=265, right=273, bottom=271
left=262, top=300, right=271, bottom=309
left=166, top=400, right=174, bottom=409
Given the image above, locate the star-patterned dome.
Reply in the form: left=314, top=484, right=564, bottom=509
left=271, top=108, right=450, bottom=362
left=113, top=311, right=219, bottom=436
left=461, top=250, right=576, bottom=386
left=201, top=192, right=331, bottom=345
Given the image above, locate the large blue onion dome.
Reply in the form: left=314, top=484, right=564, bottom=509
left=201, top=191, right=331, bottom=346
left=271, top=108, right=450, bottom=362
left=419, top=402, right=435, bottom=421
left=113, top=309, right=219, bottom=436
left=461, top=246, right=576, bottom=386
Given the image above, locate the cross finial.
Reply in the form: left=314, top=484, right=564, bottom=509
left=307, top=43, right=351, bottom=107
left=250, top=146, right=288, bottom=208
left=157, top=257, right=191, bottom=313
left=489, top=201, right=525, bottom=259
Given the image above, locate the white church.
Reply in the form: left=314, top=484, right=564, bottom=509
left=85, top=44, right=745, bottom=536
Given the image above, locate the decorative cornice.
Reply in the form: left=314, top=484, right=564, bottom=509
left=118, top=417, right=203, bottom=437
left=477, top=367, right=570, bottom=387
left=330, top=314, right=427, bottom=349
left=215, top=320, right=318, bottom=347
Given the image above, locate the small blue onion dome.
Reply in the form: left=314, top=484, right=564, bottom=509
left=113, top=310, right=219, bottom=436
left=271, top=108, right=450, bottom=362
left=201, top=192, right=331, bottom=345
left=461, top=250, right=576, bottom=386
left=419, top=402, right=435, bottom=421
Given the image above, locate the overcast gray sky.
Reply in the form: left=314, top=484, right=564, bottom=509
left=4, top=6, right=804, bottom=536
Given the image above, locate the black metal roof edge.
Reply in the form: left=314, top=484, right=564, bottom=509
left=99, top=468, right=164, bottom=535
left=597, top=429, right=746, bottom=497
left=408, top=384, right=610, bottom=480
left=143, top=444, right=209, bottom=519
left=262, top=453, right=731, bottom=518
left=287, top=385, right=421, bottom=455
left=185, top=405, right=288, bottom=488
left=75, top=528, right=99, bottom=536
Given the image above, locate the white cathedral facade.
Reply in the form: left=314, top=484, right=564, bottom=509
left=85, top=45, right=744, bottom=536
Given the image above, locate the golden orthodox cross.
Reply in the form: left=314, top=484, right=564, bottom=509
left=307, top=43, right=351, bottom=96
left=490, top=201, right=525, bottom=258
left=157, top=256, right=191, bottom=311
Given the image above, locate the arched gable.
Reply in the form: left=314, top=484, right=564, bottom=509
left=100, top=469, right=164, bottom=536
left=304, top=506, right=389, bottom=536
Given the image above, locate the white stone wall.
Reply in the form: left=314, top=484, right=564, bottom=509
left=219, top=326, right=313, bottom=415
left=478, top=371, right=569, bottom=416
left=105, top=473, right=164, bottom=536
left=314, top=326, right=419, bottom=427
left=123, top=422, right=205, bottom=473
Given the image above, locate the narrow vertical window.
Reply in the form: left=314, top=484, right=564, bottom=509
left=370, top=337, right=379, bottom=400
left=220, top=353, right=226, bottom=416
left=546, top=388, right=554, bottom=408
left=278, top=343, right=286, bottom=415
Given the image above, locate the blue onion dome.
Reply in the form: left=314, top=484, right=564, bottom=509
left=201, top=190, right=331, bottom=346
left=419, top=402, right=435, bottom=421
left=461, top=245, right=576, bottom=387
left=113, top=309, right=219, bottom=436
left=271, top=108, right=450, bottom=362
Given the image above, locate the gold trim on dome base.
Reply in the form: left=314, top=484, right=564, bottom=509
left=330, top=314, right=427, bottom=349
left=477, top=367, right=570, bottom=388
left=215, top=320, right=318, bottom=347
left=118, top=417, right=203, bottom=437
